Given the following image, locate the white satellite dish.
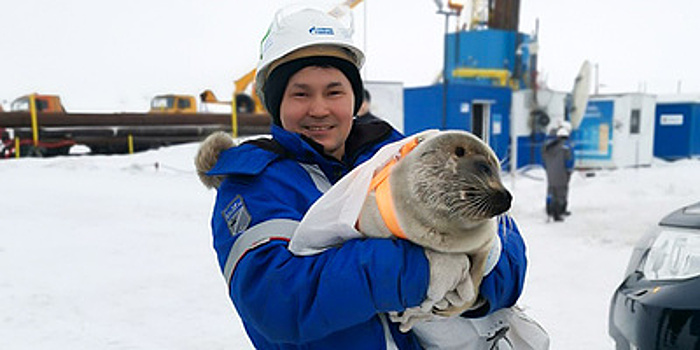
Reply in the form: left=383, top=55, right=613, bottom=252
left=569, top=60, right=591, bottom=130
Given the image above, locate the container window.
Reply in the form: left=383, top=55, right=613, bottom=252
left=630, top=109, right=640, bottom=134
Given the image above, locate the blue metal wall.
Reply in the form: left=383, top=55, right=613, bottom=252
left=403, top=83, right=512, bottom=163
left=444, top=29, right=531, bottom=88
left=654, top=102, right=700, bottom=159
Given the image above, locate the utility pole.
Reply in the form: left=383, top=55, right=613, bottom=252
left=433, top=0, right=462, bottom=129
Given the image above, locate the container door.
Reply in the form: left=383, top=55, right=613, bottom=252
left=471, top=101, right=491, bottom=145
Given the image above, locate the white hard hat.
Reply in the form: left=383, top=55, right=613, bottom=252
left=556, top=127, right=570, bottom=138
left=255, top=7, right=364, bottom=98
left=560, top=120, right=572, bottom=133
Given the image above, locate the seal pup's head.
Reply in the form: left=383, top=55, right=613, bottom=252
left=391, top=130, right=512, bottom=253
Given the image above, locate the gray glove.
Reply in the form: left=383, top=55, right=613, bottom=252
left=423, top=249, right=475, bottom=310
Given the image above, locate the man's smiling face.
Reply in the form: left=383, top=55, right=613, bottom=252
left=279, top=65, right=354, bottom=160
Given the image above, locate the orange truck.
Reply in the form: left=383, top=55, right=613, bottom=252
left=148, top=90, right=258, bottom=114
left=1, top=94, right=74, bottom=157
left=148, top=94, right=198, bottom=114
left=10, top=94, right=66, bottom=113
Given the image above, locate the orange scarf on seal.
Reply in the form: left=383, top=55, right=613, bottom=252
left=364, top=137, right=421, bottom=240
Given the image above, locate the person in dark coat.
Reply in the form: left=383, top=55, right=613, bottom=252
left=542, top=126, right=574, bottom=221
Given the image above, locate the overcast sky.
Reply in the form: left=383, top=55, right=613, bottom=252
left=2, top=0, right=698, bottom=112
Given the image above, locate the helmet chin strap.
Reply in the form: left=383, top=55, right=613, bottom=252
left=367, top=137, right=421, bottom=240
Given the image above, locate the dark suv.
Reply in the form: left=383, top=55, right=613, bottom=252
left=609, top=201, right=700, bottom=349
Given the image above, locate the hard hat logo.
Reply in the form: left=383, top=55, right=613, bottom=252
left=309, top=26, right=335, bottom=36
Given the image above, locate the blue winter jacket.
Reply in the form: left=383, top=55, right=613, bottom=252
left=207, top=120, right=527, bottom=349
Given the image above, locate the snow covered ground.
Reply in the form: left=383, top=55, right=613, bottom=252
left=1, top=142, right=698, bottom=349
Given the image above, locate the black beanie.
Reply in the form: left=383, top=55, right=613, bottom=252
left=263, top=56, right=364, bottom=126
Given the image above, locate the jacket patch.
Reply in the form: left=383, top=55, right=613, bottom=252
left=221, top=195, right=251, bottom=237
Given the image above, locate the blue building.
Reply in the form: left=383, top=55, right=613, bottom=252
left=404, top=83, right=512, bottom=162
left=403, top=29, right=536, bottom=169
left=654, top=96, right=700, bottom=160
left=445, top=29, right=533, bottom=90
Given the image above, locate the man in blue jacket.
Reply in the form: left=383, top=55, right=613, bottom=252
left=198, top=6, right=527, bottom=349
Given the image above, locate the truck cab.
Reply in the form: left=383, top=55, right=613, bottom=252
left=149, top=94, right=197, bottom=113
left=10, top=94, right=66, bottom=113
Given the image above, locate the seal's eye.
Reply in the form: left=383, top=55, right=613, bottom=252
left=454, top=146, right=465, bottom=157
left=476, top=161, right=492, bottom=176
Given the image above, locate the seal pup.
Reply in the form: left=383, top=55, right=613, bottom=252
left=356, top=130, right=512, bottom=315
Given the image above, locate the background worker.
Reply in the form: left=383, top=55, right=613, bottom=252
left=542, top=124, right=575, bottom=221
left=198, top=6, right=527, bottom=349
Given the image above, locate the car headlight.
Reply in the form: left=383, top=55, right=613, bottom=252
left=641, top=227, right=700, bottom=281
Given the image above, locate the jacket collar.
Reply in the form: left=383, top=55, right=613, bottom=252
left=271, top=120, right=395, bottom=182
left=272, top=119, right=394, bottom=161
